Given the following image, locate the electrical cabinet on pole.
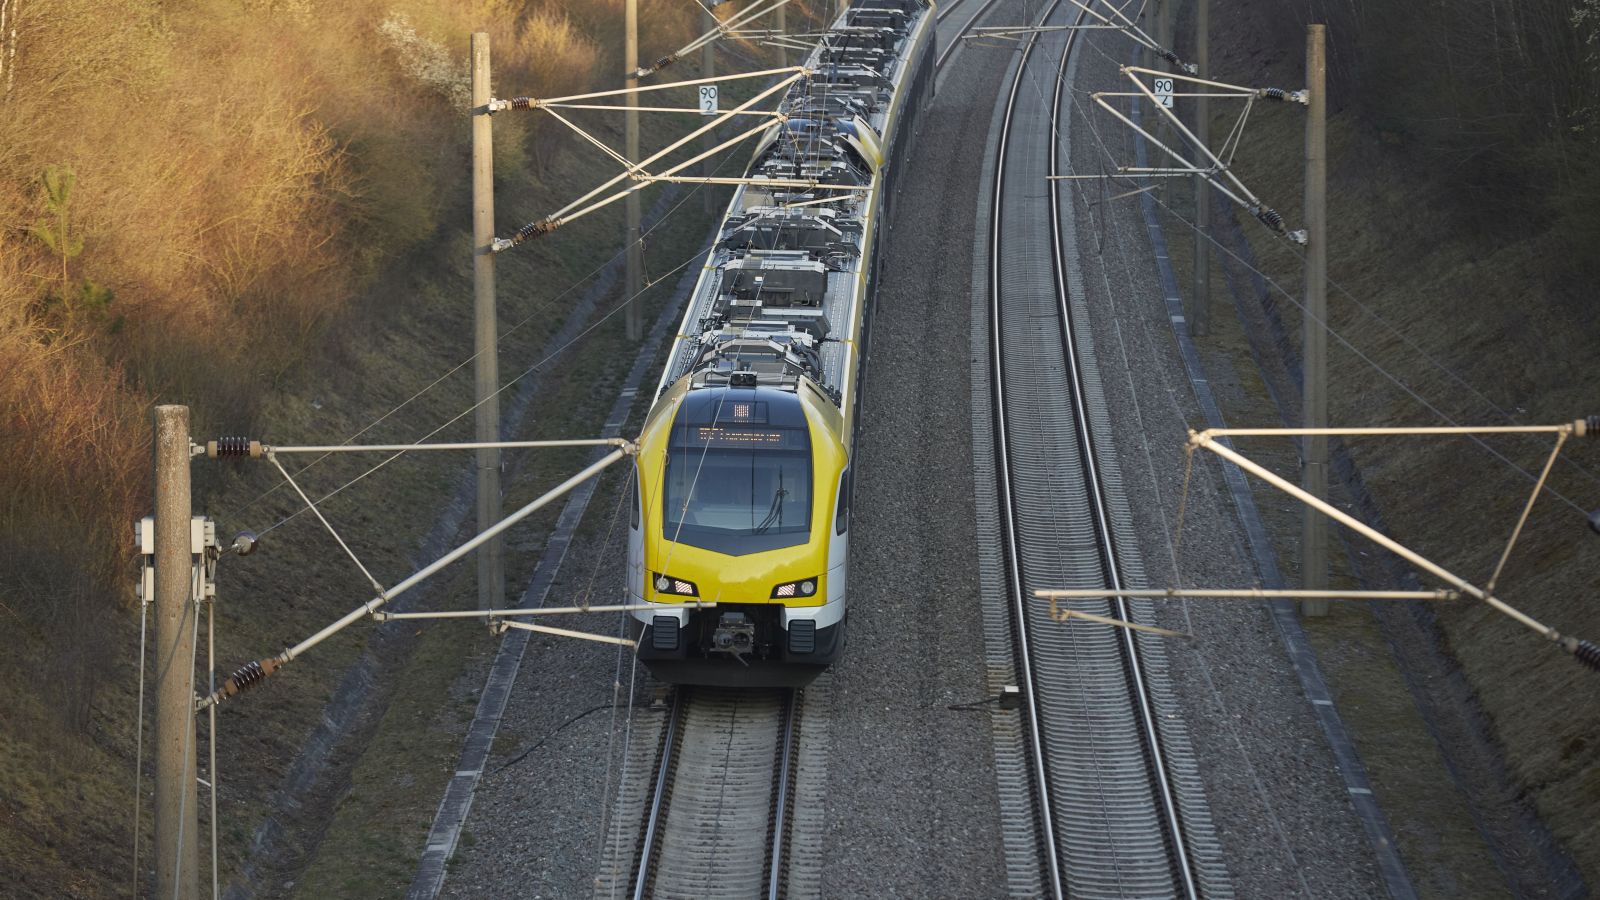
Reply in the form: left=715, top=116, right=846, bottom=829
left=625, top=0, right=644, bottom=341
left=153, top=404, right=199, bottom=898
left=1190, top=0, right=1210, bottom=336
left=471, top=33, right=506, bottom=613
left=1301, top=24, right=1329, bottom=616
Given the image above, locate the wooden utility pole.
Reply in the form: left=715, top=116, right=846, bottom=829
left=1190, top=0, right=1210, bottom=336
left=471, top=33, right=506, bottom=613
left=1301, top=24, right=1329, bottom=616
left=153, top=404, right=199, bottom=899
left=702, top=6, right=717, bottom=214
left=624, top=0, right=643, bottom=341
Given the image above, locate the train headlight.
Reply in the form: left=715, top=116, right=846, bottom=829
left=770, top=577, right=820, bottom=599
left=653, top=572, right=699, bottom=597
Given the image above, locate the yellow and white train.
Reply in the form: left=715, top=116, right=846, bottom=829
left=628, top=0, right=936, bottom=685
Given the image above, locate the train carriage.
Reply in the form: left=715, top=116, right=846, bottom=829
left=628, top=0, right=936, bottom=685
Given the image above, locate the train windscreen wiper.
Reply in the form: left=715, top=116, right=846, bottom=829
left=754, top=469, right=787, bottom=534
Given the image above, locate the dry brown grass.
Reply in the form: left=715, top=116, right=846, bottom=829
left=0, top=0, right=615, bottom=578
left=0, top=0, right=678, bottom=894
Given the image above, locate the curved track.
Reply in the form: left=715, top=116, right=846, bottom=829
left=986, top=3, right=1227, bottom=897
left=935, top=0, right=1007, bottom=71
left=597, top=5, right=1003, bottom=896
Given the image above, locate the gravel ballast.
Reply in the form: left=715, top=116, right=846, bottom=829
left=425, top=4, right=1407, bottom=896
left=1049, top=24, right=1391, bottom=899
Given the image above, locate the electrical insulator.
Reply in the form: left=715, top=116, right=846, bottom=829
left=1252, top=205, right=1286, bottom=233
left=511, top=219, right=560, bottom=246
left=1576, top=640, right=1600, bottom=671
left=207, top=657, right=281, bottom=706
left=208, top=437, right=262, bottom=459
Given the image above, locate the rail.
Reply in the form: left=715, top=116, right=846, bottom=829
left=626, top=688, right=800, bottom=900
left=986, top=1, right=1223, bottom=895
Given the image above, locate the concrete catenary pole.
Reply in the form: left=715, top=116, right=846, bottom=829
left=624, top=0, right=644, bottom=341
left=1154, top=0, right=1173, bottom=148
left=1191, top=0, right=1210, bottom=336
left=1141, top=0, right=1153, bottom=70
left=776, top=3, right=787, bottom=68
left=1159, top=0, right=1173, bottom=70
left=471, top=33, right=506, bottom=614
left=153, top=404, right=199, bottom=898
left=702, top=5, right=718, bottom=214
left=1301, top=24, right=1329, bottom=616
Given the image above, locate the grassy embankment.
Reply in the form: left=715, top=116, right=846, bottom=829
left=1146, top=0, right=1600, bottom=890
left=0, top=0, right=776, bottom=894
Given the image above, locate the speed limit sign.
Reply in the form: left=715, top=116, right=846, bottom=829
left=1153, top=77, right=1174, bottom=109
left=699, top=85, right=719, bottom=116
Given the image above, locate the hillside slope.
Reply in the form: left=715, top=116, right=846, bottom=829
left=0, top=0, right=756, bottom=894
left=1170, top=0, right=1600, bottom=888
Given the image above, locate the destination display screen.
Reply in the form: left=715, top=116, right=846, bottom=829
left=682, top=426, right=807, bottom=450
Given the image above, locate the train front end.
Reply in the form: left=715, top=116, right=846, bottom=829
left=630, top=370, right=849, bottom=686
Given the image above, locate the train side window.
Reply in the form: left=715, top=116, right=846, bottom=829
left=835, top=468, right=851, bottom=535
left=630, top=468, right=641, bottom=531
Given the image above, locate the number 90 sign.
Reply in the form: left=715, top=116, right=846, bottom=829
left=699, top=85, right=719, bottom=116
left=1153, top=77, right=1174, bottom=109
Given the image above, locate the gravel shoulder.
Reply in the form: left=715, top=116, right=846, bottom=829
left=435, top=470, right=652, bottom=900
left=427, top=7, right=1407, bottom=900
left=438, top=13, right=1034, bottom=897
left=813, top=10, right=1025, bottom=895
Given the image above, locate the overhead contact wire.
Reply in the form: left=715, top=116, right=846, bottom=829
left=1064, top=35, right=1596, bottom=516
left=240, top=125, right=754, bottom=536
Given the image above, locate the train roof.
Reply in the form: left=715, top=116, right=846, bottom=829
left=655, top=0, right=934, bottom=415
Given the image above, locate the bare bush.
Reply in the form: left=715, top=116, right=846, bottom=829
left=0, top=0, right=702, bottom=889
left=380, top=12, right=473, bottom=110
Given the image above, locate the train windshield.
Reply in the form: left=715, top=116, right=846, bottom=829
left=662, top=424, right=812, bottom=555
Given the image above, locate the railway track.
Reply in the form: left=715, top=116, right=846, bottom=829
left=593, top=5, right=998, bottom=895
left=597, top=687, right=802, bottom=900
left=935, top=0, right=1007, bottom=71
left=986, top=3, right=1229, bottom=897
